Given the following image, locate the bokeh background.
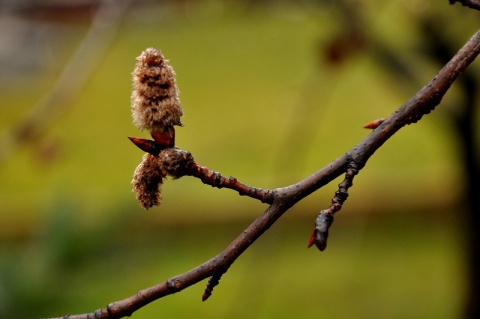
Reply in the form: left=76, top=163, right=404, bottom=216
left=0, top=1, right=479, bottom=318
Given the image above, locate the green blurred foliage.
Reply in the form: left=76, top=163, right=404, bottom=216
left=0, top=1, right=476, bottom=318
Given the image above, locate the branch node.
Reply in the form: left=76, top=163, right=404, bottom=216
left=166, top=279, right=177, bottom=292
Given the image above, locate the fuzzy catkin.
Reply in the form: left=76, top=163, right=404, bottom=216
left=131, top=48, right=183, bottom=133
left=132, top=153, right=166, bottom=209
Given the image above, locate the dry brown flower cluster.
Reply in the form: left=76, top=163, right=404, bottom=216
left=131, top=48, right=183, bottom=134
left=132, top=153, right=166, bottom=209
left=130, top=48, right=193, bottom=209
left=132, top=148, right=196, bottom=209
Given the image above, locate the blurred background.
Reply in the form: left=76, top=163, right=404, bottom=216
left=0, top=0, right=479, bottom=318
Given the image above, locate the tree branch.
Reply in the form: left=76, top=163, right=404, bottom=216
left=127, top=139, right=275, bottom=204
left=450, top=0, right=480, bottom=11
left=50, top=26, right=480, bottom=319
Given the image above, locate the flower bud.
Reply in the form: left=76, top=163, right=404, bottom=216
left=131, top=48, right=183, bottom=134
left=363, top=118, right=385, bottom=129
left=308, top=210, right=334, bottom=251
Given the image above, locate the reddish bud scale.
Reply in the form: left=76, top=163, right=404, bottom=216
left=128, top=137, right=162, bottom=156
left=363, top=118, right=385, bottom=129
left=151, top=130, right=175, bottom=149
left=308, top=231, right=316, bottom=248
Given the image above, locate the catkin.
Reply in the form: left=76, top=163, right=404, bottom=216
left=131, top=48, right=183, bottom=133
left=131, top=153, right=166, bottom=209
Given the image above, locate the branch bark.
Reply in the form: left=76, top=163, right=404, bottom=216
left=51, top=26, right=480, bottom=319
left=450, top=0, right=480, bottom=10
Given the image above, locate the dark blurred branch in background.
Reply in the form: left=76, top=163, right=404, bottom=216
left=51, top=9, right=480, bottom=317
left=420, top=15, right=480, bottom=318
left=322, top=3, right=480, bottom=315
left=0, top=0, right=131, bottom=164
left=450, top=0, right=480, bottom=10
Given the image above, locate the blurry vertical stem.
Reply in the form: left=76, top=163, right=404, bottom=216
left=0, top=0, right=132, bottom=163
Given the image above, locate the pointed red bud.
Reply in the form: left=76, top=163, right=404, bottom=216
left=308, top=231, right=315, bottom=248
left=363, top=118, right=385, bottom=129
left=128, top=137, right=162, bottom=156
left=309, top=211, right=334, bottom=251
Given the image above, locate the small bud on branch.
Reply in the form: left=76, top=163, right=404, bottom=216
left=309, top=161, right=359, bottom=251
left=363, top=118, right=385, bottom=129
left=128, top=137, right=162, bottom=156
left=308, top=211, right=334, bottom=251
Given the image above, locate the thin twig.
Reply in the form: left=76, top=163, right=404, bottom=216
left=128, top=138, right=275, bottom=204
left=202, top=267, right=229, bottom=301
left=308, top=160, right=359, bottom=251
left=49, top=26, right=480, bottom=319
left=325, top=160, right=359, bottom=215
left=188, top=163, right=275, bottom=204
